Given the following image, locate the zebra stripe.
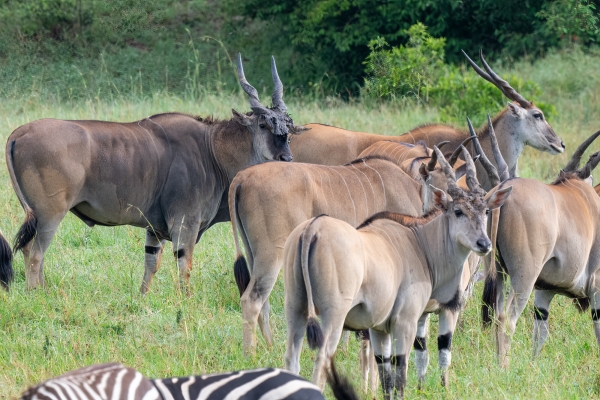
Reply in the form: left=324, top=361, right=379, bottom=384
left=19, top=363, right=160, bottom=400
left=20, top=364, right=331, bottom=400
left=151, top=368, right=325, bottom=400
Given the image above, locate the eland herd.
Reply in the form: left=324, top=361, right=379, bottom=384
left=3, top=50, right=600, bottom=399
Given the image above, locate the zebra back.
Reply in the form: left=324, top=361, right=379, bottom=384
left=19, top=363, right=160, bottom=400
left=151, top=368, right=325, bottom=400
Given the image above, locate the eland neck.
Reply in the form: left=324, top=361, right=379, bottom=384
left=412, top=215, right=472, bottom=304
left=209, top=119, right=257, bottom=184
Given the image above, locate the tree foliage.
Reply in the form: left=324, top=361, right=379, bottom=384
left=233, top=0, right=600, bottom=94
left=363, top=24, right=557, bottom=124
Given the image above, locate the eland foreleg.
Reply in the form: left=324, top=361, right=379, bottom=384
left=532, top=290, right=555, bottom=358
left=414, top=313, right=430, bottom=389
left=370, top=330, right=393, bottom=399
left=140, top=230, right=167, bottom=294
left=438, top=308, right=459, bottom=387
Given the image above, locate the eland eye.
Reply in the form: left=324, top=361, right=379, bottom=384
left=454, top=209, right=464, bottom=217
left=534, top=113, right=543, bottom=121
left=259, top=123, right=267, bottom=129
left=485, top=209, right=490, bottom=215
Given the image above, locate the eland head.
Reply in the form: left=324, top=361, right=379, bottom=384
left=431, top=145, right=512, bottom=256
left=463, top=49, right=565, bottom=155
left=232, top=54, right=307, bottom=163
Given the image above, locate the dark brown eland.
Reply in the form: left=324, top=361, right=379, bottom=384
left=230, top=140, right=470, bottom=354
left=4, top=54, right=304, bottom=292
left=290, top=50, right=564, bottom=190
left=482, top=129, right=600, bottom=367
left=282, top=147, right=512, bottom=398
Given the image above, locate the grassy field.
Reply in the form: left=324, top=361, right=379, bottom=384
left=2, top=49, right=600, bottom=399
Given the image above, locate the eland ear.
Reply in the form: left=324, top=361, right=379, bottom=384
left=419, top=162, right=430, bottom=182
left=507, top=102, right=526, bottom=119
left=487, top=185, right=513, bottom=209
left=430, top=185, right=449, bottom=211
left=232, top=109, right=252, bottom=127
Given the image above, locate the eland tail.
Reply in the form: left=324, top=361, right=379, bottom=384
left=7, top=140, right=38, bottom=254
left=300, top=216, right=326, bottom=350
left=230, top=184, right=251, bottom=296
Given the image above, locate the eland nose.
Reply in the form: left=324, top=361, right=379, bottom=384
left=561, top=141, right=566, bottom=149
left=476, top=238, right=491, bottom=253
left=278, top=154, right=293, bottom=162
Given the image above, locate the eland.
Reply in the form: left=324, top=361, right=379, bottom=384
left=482, top=129, right=600, bottom=366
left=4, top=54, right=304, bottom=292
left=282, top=147, right=512, bottom=398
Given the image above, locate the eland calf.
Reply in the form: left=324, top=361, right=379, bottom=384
left=4, top=54, right=304, bottom=292
left=283, top=148, right=512, bottom=398
left=482, top=130, right=600, bottom=366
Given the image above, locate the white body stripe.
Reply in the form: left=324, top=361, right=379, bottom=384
left=223, top=369, right=281, bottom=400
left=258, top=380, right=321, bottom=400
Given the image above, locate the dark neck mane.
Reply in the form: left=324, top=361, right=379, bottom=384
left=357, top=209, right=441, bottom=230
left=345, top=155, right=398, bottom=166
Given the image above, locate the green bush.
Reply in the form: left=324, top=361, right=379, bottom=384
left=363, top=24, right=445, bottom=101
left=363, top=24, right=557, bottom=124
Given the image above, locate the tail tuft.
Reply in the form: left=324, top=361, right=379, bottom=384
left=574, top=297, right=590, bottom=313
left=14, top=210, right=37, bottom=253
left=233, top=255, right=250, bottom=296
left=0, top=232, right=13, bottom=290
left=306, top=317, right=324, bottom=350
left=327, top=358, right=359, bottom=400
left=481, top=274, right=496, bottom=328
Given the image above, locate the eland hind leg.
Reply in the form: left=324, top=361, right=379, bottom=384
left=497, top=280, right=535, bottom=368
left=532, top=290, right=554, bottom=358
left=21, top=215, right=65, bottom=290
left=241, top=254, right=280, bottom=353
left=140, top=230, right=167, bottom=294
left=311, top=314, right=346, bottom=390
left=284, top=300, right=308, bottom=375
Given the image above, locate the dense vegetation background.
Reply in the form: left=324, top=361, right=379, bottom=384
left=0, top=0, right=599, bottom=102
left=3, top=2, right=600, bottom=398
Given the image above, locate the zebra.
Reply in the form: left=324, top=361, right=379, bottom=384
left=19, top=362, right=357, bottom=400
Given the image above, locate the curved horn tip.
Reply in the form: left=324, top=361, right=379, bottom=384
left=466, top=117, right=477, bottom=137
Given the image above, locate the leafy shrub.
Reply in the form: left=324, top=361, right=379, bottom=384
left=363, top=24, right=445, bottom=101
left=363, top=24, right=557, bottom=124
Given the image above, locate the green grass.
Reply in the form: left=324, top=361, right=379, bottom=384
left=2, top=48, right=600, bottom=399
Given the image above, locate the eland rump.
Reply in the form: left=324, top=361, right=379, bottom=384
left=4, top=54, right=304, bottom=291
left=282, top=147, right=512, bottom=398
